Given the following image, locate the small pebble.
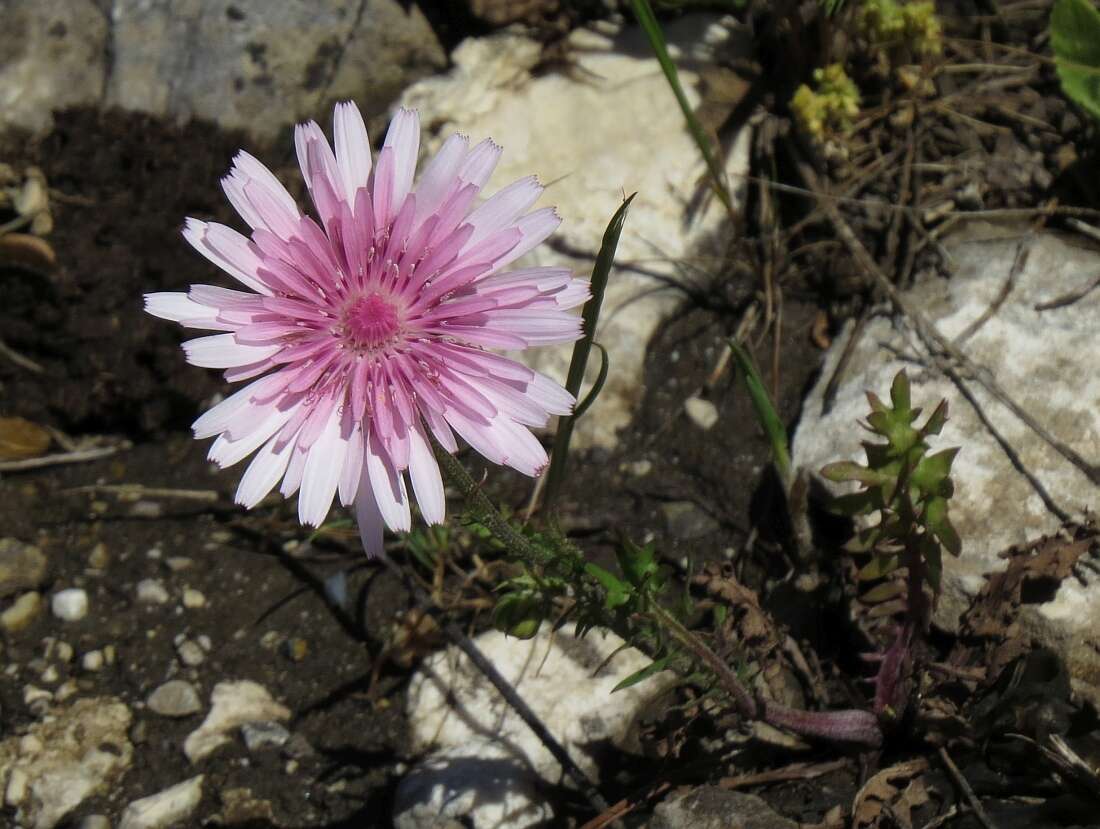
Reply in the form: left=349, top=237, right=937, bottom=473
left=19, top=734, right=42, bottom=755
left=136, top=579, right=170, bottom=605
left=77, top=816, right=111, bottom=829
left=182, top=588, right=206, bottom=609
left=54, top=640, right=74, bottom=663
left=1, top=591, right=42, bottom=632
left=23, top=684, right=52, bottom=715
left=87, top=542, right=110, bottom=569
left=683, top=396, right=719, bottom=431
left=197, top=635, right=212, bottom=652
left=147, top=679, right=202, bottom=718
left=55, top=679, right=78, bottom=702
left=282, top=637, right=309, bottom=662
left=130, top=500, right=163, bottom=518
left=82, top=650, right=104, bottom=672
left=103, top=644, right=117, bottom=665
left=39, top=665, right=58, bottom=684
left=241, top=720, right=290, bottom=752
left=51, top=588, right=89, bottom=622
left=177, top=640, right=205, bottom=667
left=4, top=767, right=28, bottom=806
left=165, top=557, right=194, bottom=572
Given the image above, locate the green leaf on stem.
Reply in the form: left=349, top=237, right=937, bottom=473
left=543, top=194, right=635, bottom=510
left=585, top=563, right=632, bottom=610
left=613, top=655, right=672, bottom=693
left=859, top=554, right=900, bottom=580
left=729, top=339, right=792, bottom=488
left=616, top=537, right=660, bottom=592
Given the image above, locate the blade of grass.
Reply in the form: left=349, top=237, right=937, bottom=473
left=630, top=0, right=734, bottom=217
left=728, top=339, right=792, bottom=488
left=543, top=195, right=635, bottom=510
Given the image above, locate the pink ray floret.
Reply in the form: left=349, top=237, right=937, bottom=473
left=145, top=102, right=587, bottom=555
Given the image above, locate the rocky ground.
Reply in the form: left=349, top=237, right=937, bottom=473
left=1, top=1, right=1100, bottom=828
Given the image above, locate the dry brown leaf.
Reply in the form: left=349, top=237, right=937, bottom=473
left=0, top=417, right=51, bottom=461
left=0, top=232, right=56, bottom=270
left=852, top=758, right=929, bottom=829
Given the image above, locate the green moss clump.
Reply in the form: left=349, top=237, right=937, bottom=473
left=859, top=0, right=943, bottom=57
left=791, top=63, right=862, bottom=138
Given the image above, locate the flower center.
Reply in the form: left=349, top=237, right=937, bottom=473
left=344, top=293, right=401, bottom=350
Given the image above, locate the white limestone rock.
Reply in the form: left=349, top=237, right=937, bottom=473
left=400, top=17, right=752, bottom=450
left=118, top=775, right=204, bottom=829
left=393, top=741, right=552, bottom=829
left=0, top=697, right=133, bottom=829
left=791, top=226, right=1100, bottom=701
left=183, top=680, right=290, bottom=763
left=406, top=624, right=665, bottom=784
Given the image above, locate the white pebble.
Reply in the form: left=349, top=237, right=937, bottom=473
left=136, top=579, right=170, bottom=605
left=4, top=767, right=28, bottom=806
left=182, top=588, right=206, bottom=609
left=83, top=650, right=105, bottom=672
left=177, top=640, right=205, bottom=667
left=684, top=396, right=720, bottom=431
left=51, top=588, right=89, bottom=622
left=39, top=665, right=58, bottom=684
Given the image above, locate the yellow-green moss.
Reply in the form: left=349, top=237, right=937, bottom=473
left=859, top=0, right=942, bottom=57
left=791, top=63, right=862, bottom=138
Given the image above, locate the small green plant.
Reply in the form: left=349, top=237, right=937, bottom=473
left=1052, top=0, right=1100, bottom=123
left=858, top=0, right=943, bottom=58
left=822, top=370, right=959, bottom=721
left=791, top=63, right=862, bottom=138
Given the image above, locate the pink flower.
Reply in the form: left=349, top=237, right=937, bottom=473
left=145, top=102, right=587, bottom=555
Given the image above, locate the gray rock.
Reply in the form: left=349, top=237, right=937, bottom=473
left=651, top=788, right=798, bottom=829
left=0, top=696, right=132, bottom=829
left=393, top=742, right=552, bottom=829
left=400, top=17, right=751, bottom=451
left=661, top=501, right=721, bottom=540
left=792, top=226, right=1100, bottom=705
left=104, top=0, right=445, bottom=141
left=2, top=1, right=445, bottom=142
left=240, top=720, right=290, bottom=752
left=0, top=1, right=108, bottom=136
left=0, top=538, right=48, bottom=598
left=147, top=680, right=202, bottom=718
left=118, top=775, right=204, bottom=829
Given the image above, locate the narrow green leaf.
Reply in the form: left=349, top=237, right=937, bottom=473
left=728, top=339, right=791, bottom=488
left=544, top=195, right=635, bottom=510
left=613, top=656, right=672, bottom=693
left=830, top=491, right=875, bottom=516
left=821, top=460, right=884, bottom=486
left=630, top=0, right=734, bottom=215
left=1053, top=0, right=1100, bottom=122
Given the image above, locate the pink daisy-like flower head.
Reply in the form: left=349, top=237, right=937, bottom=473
left=145, top=102, right=587, bottom=555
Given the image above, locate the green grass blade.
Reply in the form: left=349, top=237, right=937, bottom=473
left=543, top=195, right=635, bottom=509
left=630, top=0, right=734, bottom=216
left=728, top=339, right=792, bottom=488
